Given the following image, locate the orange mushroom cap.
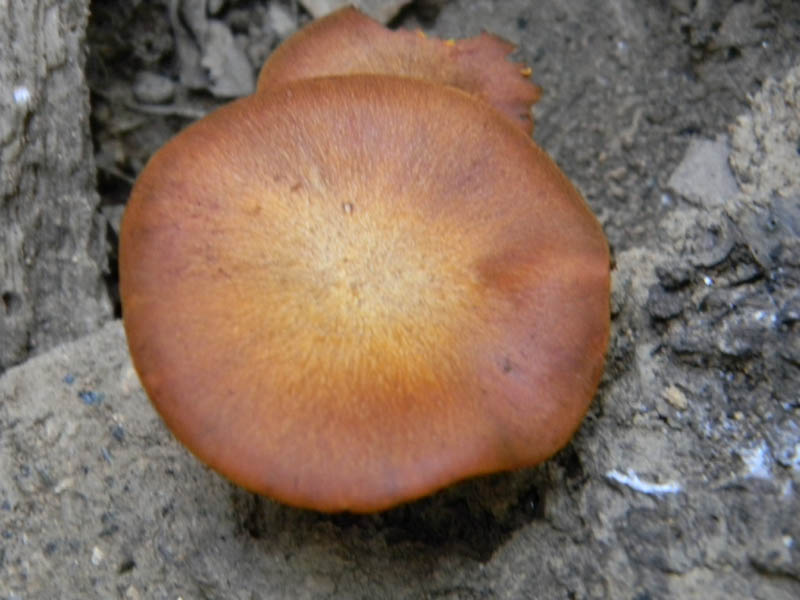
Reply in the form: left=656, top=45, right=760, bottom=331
left=256, top=7, right=541, bottom=134
left=120, top=11, right=609, bottom=513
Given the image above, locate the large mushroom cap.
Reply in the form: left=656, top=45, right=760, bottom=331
left=120, top=75, right=609, bottom=513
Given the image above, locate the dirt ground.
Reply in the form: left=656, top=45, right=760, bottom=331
left=1, top=0, right=799, bottom=598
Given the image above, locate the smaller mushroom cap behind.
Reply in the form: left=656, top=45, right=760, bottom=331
left=256, top=7, right=541, bottom=134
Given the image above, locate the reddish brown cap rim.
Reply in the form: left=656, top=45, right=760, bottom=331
left=120, top=75, right=609, bottom=512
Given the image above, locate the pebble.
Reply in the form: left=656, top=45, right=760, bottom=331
left=132, top=72, right=176, bottom=105
left=663, top=385, right=688, bottom=411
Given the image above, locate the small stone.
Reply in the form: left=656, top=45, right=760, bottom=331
left=53, top=477, right=74, bottom=494
left=201, top=20, right=255, bottom=98
left=269, top=3, right=297, bottom=37
left=132, top=72, right=176, bottom=105
left=663, top=385, right=688, bottom=411
left=667, top=137, right=740, bottom=209
left=712, top=2, right=769, bottom=49
left=91, top=545, right=105, bottom=566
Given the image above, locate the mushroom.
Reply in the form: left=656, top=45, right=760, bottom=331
left=120, top=8, right=610, bottom=513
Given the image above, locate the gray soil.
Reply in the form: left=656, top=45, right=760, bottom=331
left=1, top=0, right=799, bottom=598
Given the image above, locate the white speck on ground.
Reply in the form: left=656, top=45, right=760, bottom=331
left=738, top=442, right=773, bottom=479
left=605, top=469, right=682, bottom=495
left=12, top=85, right=30, bottom=105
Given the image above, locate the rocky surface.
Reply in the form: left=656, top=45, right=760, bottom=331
left=0, top=0, right=111, bottom=373
left=1, top=0, right=799, bottom=598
